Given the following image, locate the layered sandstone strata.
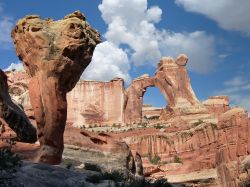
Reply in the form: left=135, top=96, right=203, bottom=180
left=11, top=11, right=101, bottom=164
left=67, top=78, right=126, bottom=127
left=216, top=108, right=250, bottom=186
left=203, top=96, right=231, bottom=118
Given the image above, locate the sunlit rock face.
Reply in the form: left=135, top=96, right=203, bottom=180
left=11, top=11, right=101, bottom=164
left=4, top=53, right=250, bottom=186
left=0, top=70, right=37, bottom=143
left=124, top=74, right=155, bottom=124
left=67, top=78, right=126, bottom=127
left=215, top=107, right=250, bottom=187
left=155, top=54, right=199, bottom=111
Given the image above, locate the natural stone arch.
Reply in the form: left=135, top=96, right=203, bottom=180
left=124, top=74, right=155, bottom=124
left=124, top=54, right=200, bottom=124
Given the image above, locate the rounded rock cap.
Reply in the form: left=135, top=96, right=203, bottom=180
left=175, top=54, right=188, bottom=66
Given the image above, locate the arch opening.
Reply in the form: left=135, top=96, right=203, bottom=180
left=142, top=87, right=168, bottom=122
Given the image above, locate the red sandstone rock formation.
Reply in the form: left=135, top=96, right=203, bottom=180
left=4, top=56, right=250, bottom=185
left=155, top=54, right=199, bottom=111
left=124, top=54, right=210, bottom=124
left=0, top=70, right=37, bottom=143
left=215, top=107, right=250, bottom=186
left=124, top=74, right=155, bottom=124
left=67, top=78, right=126, bottom=126
left=11, top=11, right=101, bottom=164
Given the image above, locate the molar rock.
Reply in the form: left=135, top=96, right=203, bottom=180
left=11, top=11, right=101, bottom=164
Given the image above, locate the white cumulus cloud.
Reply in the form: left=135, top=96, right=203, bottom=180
left=175, top=0, right=250, bottom=36
left=81, top=41, right=131, bottom=83
left=158, top=30, right=216, bottom=73
left=83, top=0, right=217, bottom=83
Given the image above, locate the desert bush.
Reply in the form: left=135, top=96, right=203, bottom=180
left=84, top=163, right=101, bottom=172
left=148, top=154, right=161, bottom=165
left=63, top=159, right=73, bottom=169
left=0, top=122, right=22, bottom=173
left=173, top=155, right=182, bottom=163
left=210, top=123, right=218, bottom=129
left=0, top=148, right=22, bottom=172
left=154, top=124, right=164, bottom=129
left=192, top=119, right=204, bottom=127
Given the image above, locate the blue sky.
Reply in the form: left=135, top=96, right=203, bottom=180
left=0, top=0, right=250, bottom=113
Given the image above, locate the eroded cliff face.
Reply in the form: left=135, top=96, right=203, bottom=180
left=67, top=78, right=126, bottom=127
left=4, top=53, right=250, bottom=186
left=118, top=98, right=250, bottom=186
left=0, top=70, right=37, bottom=143
left=216, top=108, right=250, bottom=186
left=11, top=11, right=101, bottom=164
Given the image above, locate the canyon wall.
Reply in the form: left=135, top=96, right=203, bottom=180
left=67, top=78, right=126, bottom=126
left=5, top=54, right=206, bottom=126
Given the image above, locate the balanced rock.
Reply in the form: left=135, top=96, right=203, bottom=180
left=155, top=55, right=199, bottom=110
left=11, top=11, right=101, bottom=164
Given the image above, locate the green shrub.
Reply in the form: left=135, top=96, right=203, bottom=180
left=62, top=159, right=73, bottom=169
left=154, top=123, right=164, bottom=129
left=102, top=171, right=125, bottom=182
left=86, top=171, right=125, bottom=185
left=192, top=119, right=204, bottom=127
left=84, top=163, right=101, bottom=172
left=148, top=154, right=161, bottom=165
left=173, top=155, right=182, bottom=163
left=147, top=116, right=159, bottom=120
left=86, top=174, right=102, bottom=184
left=0, top=148, right=22, bottom=172
left=210, top=123, right=218, bottom=129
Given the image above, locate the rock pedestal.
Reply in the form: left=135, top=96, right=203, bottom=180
left=11, top=11, right=101, bottom=164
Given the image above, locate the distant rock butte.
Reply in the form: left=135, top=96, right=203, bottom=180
left=11, top=11, right=101, bottom=164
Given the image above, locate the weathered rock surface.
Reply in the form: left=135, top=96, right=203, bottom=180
left=124, top=74, right=155, bottom=124
left=4, top=53, right=250, bottom=186
left=0, top=70, right=37, bottom=143
left=215, top=107, right=250, bottom=187
left=11, top=11, right=101, bottom=164
left=2, top=124, right=144, bottom=185
left=2, top=161, right=119, bottom=187
left=67, top=78, right=126, bottom=126
left=203, top=96, right=230, bottom=118
left=155, top=55, right=199, bottom=111
left=63, top=125, right=143, bottom=178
